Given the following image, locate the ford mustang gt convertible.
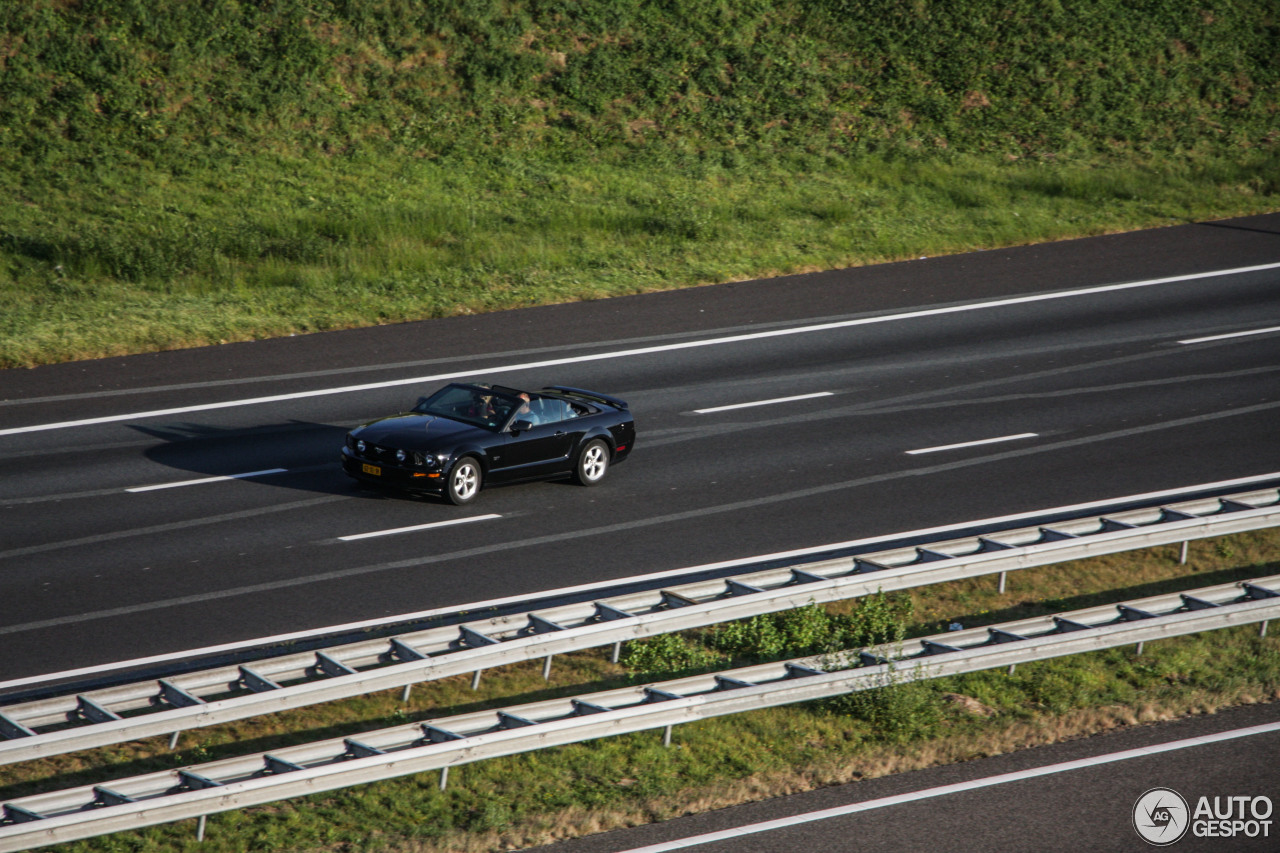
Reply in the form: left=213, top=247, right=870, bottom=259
left=341, top=383, right=635, bottom=504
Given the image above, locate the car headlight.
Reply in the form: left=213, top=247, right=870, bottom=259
left=395, top=449, right=407, bottom=463
left=356, top=439, right=367, bottom=453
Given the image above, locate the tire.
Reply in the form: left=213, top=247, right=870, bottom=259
left=445, top=456, right=482, bottom=505
left=573, top=439, right=610, bottom=486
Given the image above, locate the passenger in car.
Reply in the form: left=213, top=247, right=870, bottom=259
left=515, top=393, right=541, bottom=426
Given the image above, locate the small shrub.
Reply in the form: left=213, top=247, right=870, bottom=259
left=619, top=633, right=719, bottom=678
left=824, top=663, right=943, bottom=743
left=707, top=593, right=914, bottom=663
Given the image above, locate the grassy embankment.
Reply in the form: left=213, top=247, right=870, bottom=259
left=1, top=0, right=1277, bottom=367
left=1, top=531, right=1277, bottom=852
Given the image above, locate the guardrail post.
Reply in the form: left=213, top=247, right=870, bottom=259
left=471, top=670, right=482, bottom=691
left=1262, top=621, right=1270, bottom=638
left=439, top=766, right=449, bottom=791
left=1135, top=641, right=1145, bottom=656
left=1007, top=664, right=1016, bottom=675
left=998, top=572, right=1007, bottom=594
left=169, top=732, right=180, bottom=750
left=402, top=685, right=412, bottom=703
left=612, top=641, right=622, bottom=663
left=543, top=655, right=554, bottom=681
left=1181, top=541, right=1189, bottom=564
left=196, top=815, right=206, bottom=842
left=663, top=725, right=673, bottom=747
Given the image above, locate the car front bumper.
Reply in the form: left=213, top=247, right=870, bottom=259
left=341, top=447, right=446, bottom=493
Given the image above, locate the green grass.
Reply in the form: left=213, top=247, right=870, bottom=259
left=2, top=0, right=1278, bottom=367
left=2, top=150, right=1276, bottom=368
left=2, top=532, right=1276, bottom=852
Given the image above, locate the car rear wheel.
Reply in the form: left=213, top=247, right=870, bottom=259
left=573, top=439, right=610, bottom=486
left=446, top=457, right=482, bottom=505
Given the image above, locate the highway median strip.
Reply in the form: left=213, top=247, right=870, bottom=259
left=2, top=576, right=1278, bottom=850
left=0, top=525, right=1276, bottom=853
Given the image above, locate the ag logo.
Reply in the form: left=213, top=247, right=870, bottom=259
left=1134, top=787, right=1190, bottom=846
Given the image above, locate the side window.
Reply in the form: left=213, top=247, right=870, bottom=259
left=539, top=399, right=573, bottom=423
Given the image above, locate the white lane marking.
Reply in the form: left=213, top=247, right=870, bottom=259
left=2, top=469, right=1276, bottom=692
left=1179, top=325, right=1280, bottom=345
left=906, top=433, right=1039, bottom=455
left=125, top=468, right=288, bottom=493
left=694, top=392, right=834, bottom=414
left=338, top=514, right=501, bottom=542
left=4, top=262, right=1279, bottom=438
left=613, top=721, right=1280, bottom=852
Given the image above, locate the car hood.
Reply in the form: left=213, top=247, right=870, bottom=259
left=351, top=414, right=485, bottom=450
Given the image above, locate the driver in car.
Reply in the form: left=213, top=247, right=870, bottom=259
left=468, top=390, right=515, bottom=427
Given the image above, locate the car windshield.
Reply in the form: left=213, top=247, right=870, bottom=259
left=412, top=385, right=521, bottom=430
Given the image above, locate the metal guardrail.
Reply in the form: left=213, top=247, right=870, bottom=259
left=2, top=488, right=1278, bottom=766
left=2, top=573, right=1278, bottom=851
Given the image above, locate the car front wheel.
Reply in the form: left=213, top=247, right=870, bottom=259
left=446, top=457, right=482, bottom=505
left=573, top=439, right=610, bottom=486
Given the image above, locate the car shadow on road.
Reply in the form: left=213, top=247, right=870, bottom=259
left=132, top=419, right=411, bottom=501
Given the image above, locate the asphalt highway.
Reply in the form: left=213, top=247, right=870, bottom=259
left=524, top=700, right=1280, bottom=853
left=2, top=213, right=1279, bottom=682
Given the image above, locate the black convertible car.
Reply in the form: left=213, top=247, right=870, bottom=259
left=341, top=383, right=635, bottom=504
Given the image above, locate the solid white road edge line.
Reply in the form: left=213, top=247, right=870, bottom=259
left=613, top=721, right=1280, bottom=853
left=1178, top=325, right=1280, bottom=345
left=906, top=433, right=1039, bottom=455
left=693, top=392, right=834, bottom=414
left=338, top=514, right=502, bottom=542
left=124, top=468, right=288, bottom=493
left=2, top=468, right=1277, bottom=693
left=4, top=262, right=1279, bottom=437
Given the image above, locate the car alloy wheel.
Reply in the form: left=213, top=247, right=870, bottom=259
left=574, top=439, right=609, bottom=486
left=447, top=457, right=482, bottom=505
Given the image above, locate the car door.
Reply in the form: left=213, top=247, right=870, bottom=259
left=490, top=398, right=577, bottom=481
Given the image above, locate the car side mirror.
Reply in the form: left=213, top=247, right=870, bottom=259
left=511, top=419, right=533, bottom=434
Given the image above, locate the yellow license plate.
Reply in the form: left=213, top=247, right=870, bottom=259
left=362, top=464, right=381, bottom=476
